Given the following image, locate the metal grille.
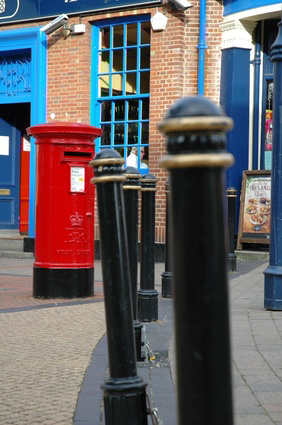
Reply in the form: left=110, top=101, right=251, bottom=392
left=0, top=1, right=5, bottom=13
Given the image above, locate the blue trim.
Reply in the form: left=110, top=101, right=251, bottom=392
left=224, top=0, right=282, bottom=16
left=252, top=22, right=261, bottom=170
left=197, top=0, right=207, bottom=96
left=0, top=27, right=47, bottom=237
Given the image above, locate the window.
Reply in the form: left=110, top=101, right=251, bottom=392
left=92, top=16, right=150, bottom=171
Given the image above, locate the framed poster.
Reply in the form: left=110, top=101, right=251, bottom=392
left=237, top=170, right=271, bottom=249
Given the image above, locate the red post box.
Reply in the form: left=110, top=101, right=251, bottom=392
left=27, top=123, right=102, bottom=298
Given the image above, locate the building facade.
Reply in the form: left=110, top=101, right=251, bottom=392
left=220, top=1, right=282, bottom=239
left=0, top=0, right=224, bottom=249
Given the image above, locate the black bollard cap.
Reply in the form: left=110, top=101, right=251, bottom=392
left=140, top=173, right=157, bottom=191
left=123, top=166, right=141, bottom=190
left=89, top=148, right=126, bottom=184
left=158, top=96, right=234, bottom=169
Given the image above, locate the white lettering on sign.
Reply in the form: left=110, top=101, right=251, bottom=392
left=65, top=0, right=78, bottom=2
left=0, top=136, right=9, bottom=155
left=70, top=167, right=85, bottom=192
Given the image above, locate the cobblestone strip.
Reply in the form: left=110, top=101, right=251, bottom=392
left=0, top=303, right=106, bottom=425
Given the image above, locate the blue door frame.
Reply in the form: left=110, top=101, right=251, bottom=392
left=0, top=28, right=47, bottom=237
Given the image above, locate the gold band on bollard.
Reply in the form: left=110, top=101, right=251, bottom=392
left=124, top=174, right=141, bottom=179
left=159, top=153, right=234, bottom=169
left=89, top=158, right=125, bottom=167
left=91, top=176, right=127, bottom=184
left=226, top=194, right=237, bottom=198
left=141, top=187, right=158, bottom=192
left=123, top=185, right=141, bottom=190
left=158, top=116, right=234, bottom=133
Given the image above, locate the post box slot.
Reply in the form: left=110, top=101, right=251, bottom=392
left=64, top=152, right=92, bottom=158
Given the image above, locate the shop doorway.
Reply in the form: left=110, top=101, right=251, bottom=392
left=0, top=103, right=30, bottom=233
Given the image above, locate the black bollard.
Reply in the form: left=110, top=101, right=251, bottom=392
left=161, top=179, right=173, bottom=297
left=227, top=187, right=237, bottom=272
left=90, top=149, right=148, bottom=425
left=159, top=96, right=234, bottom=425
left=138, top=174, right=158, bottom=322
left=123, top=166, right=144, bottom=361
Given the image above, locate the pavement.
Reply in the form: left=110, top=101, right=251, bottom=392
left=0, top=256, right=282, bottom=425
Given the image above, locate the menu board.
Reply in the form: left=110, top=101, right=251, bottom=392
left=237, top=170, right=271, bottom=249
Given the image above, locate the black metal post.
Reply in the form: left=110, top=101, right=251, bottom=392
left=123, top=166, right=144, bottom=361
left=159, top=96, right=234, bottom=425
left=138, top=174, right=158, bottom=322
left=90, top=150, right=148, bottom=425
left=161, top=179, right=173, bottom=297
left=227, top=187, right=237, bottom=272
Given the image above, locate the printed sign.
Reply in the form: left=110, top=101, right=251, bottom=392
left=0, top=136, right=9, bottom=155
left=70, top=166, right=85, bottom=192
left=237, top=170, right=271, bottom=248
left=0, top=0, right=161, bottom=24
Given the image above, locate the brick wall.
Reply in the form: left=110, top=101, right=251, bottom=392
left=0, top=1, right=223, bottom=244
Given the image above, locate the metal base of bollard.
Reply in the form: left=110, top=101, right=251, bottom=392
left=33, top=267, right=94, bottom=298
left=134, top=320, right=145, bottom=361
left=103, top=377, right=148, bottom=425
left=137, top=289, right=158, bottom=322
left=161, top=271, right=173, bottom=298
left=228, top=253, right=237, bottom=272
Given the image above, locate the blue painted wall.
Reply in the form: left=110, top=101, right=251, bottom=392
left=0, top=28, right=46, bottom=237
left=220, top=48, right=250, bottom=231
left=224, top=0, right=281, bottom=16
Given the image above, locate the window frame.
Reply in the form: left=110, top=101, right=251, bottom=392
left=91, top=15, right=150, bottom=171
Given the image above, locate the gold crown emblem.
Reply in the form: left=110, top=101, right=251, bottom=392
left=70, top=212, right=83, bottom=227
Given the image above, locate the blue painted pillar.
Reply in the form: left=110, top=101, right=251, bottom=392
left=264, top=21, right=282, bottom=310
left=220, top=47, right=250, bottom=231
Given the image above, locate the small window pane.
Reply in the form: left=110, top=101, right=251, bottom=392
left=114, top=25, right=123, bottom=47
left=141, top=146, right=149, bottom=170
left=112, top=74, right=123, bottom=96
left=101, top=101, right=112, bottom=122
left=126, top=73, right=137, bottom=95
left=140, top=71, right=149, bottom=94
left=142, top=122, right=149, bottom=144
left=128, top=99, right=139, bottom=120
left=141, top=22, right=150, bottom=44
left=128, top=123, right=138, bottom=144
left=114, top=100, right=125, bottom=121
left=142, top=99, right=149, bottom=120
left=99, top=75, right=109, bottom=97
left=114, top=124, right=124, bottom=145
left=113, top=50, right=123, bottom=72
left=141, top=47, right=150, bottom=69
left=99, top=51, right=109, bottom=73
left=101, top=27, right=110, bottom=49
left=127, top=48, right=137, bottom=71
left=127, top=23, right=137, bottom=46
left=101, top=124, right=111, bottom=145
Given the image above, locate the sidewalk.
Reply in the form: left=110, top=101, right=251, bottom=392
left=0, top=257, right=281, bottom=424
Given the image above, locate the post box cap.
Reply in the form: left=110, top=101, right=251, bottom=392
left=27, top=122, right=102, bottom=138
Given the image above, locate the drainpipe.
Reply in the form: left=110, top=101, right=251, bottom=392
left=197, top=0, right=207, bottom=95
left=251, top=21, right=261, bottom=170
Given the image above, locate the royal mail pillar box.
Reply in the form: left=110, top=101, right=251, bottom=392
left=27, top=123, right=102, bottom=299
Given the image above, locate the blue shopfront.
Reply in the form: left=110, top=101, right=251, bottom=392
left=220, top=1, right=282, bottom=236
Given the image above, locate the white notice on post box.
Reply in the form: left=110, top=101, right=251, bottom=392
left=0, top=136, right=9, bottom=155
left=71, top=167, right=85, bottom=192
left=23, top=136, right=30, bottom=152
